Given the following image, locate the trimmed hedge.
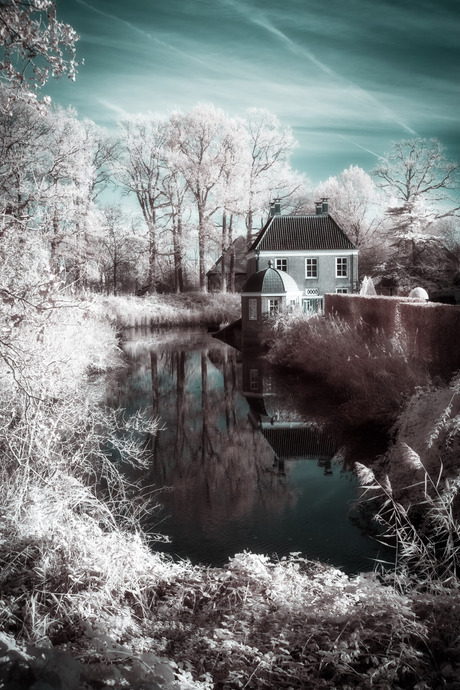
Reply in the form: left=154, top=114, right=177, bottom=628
left=325, top=294, right=460, bottom=378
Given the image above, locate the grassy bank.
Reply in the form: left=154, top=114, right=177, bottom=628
left=1, top=295, right=460, bottom=688
left=93, top=292, right=241, bottom=330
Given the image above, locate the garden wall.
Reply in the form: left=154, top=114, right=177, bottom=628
left=325, top=294, right=460, bottom=379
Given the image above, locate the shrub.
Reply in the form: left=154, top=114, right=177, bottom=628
left=265, top=312, right=430, bottom=426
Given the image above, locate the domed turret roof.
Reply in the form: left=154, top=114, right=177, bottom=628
left=243, top=263, right=300, bottom=294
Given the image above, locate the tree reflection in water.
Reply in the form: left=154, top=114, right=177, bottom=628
left=106, top=328, right=387, bottom=573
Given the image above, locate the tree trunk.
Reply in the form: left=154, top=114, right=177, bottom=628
left=221, top=211, right=228, bottom=293
left=246, top=207, right=253, bottom=247
left=172, top=214, right=184, bottom=293
left=51, top=208, right=59, bottom=264
left=198, top=205, right=207, bottom=292
left=228, top=214, right=235, bottom=292
left=148, top=218, right=158, bottom=293
left=113, top=249, right=118, bottom=296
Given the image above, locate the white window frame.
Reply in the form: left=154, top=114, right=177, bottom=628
left=248, top=298, right=257, bottom=320
left=268, top=298, right=279, bottom=316
left=336, top=257, right=348, bottom=278
left=275, top=258, right=287, bottom=272
left=336, top=287, right=349, bottom=294
left=305, top=257, right=318, bottom=279
left=303, top=297, right=324, bottom=314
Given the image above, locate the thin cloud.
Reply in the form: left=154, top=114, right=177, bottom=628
left=97, top=98, right=129, bottom=119
left=76, top=0, right=154, bottom=41
left=220, top=0, right=417, bottom=136
left=337, top=135, right=382, bottom=159
left=76, top=0, right=212, bottom=70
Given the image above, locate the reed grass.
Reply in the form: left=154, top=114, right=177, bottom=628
left=93, top=292, right=241, bottom=330
left=265, top=310, right=431, bottom=426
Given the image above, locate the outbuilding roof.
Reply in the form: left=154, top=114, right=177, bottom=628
left=206, top=235, right=248, bottom=276
left=242, top=265, right=300, bottom=294
left=250, top=213, right=356, bottom=252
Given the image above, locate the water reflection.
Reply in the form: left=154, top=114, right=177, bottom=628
left=242, top=354, right=339, bottom=476
left=106, top=329, right=388, bottom=573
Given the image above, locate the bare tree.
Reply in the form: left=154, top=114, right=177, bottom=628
left=98, top=205, right=145, bottom=295
left=161, top=164, right=190, bottom=293
left=315, top=165, right=385, bottom=248
left=373, top=138, right=459, bottom=237
left=242, top=108, right=296, bottom=243
left=168, top=104, right=240, bottom=292
left=117, top=114, right=169, bottom=292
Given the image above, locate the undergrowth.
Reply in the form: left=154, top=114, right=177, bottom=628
left=1, top=292, right=460, bottom=688
left=265, top=310, right=431, bottom=427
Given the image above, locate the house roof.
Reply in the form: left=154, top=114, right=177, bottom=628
left=206, top=235, right=248, bottom=276
left=242, top=265, right=299, bottom=294
left=249, top=213, right=356, bottom=252
left=262, top=426, right=337, bottom=460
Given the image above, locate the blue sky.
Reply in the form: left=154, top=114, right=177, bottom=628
left=47, top=0, right=460, bottom=184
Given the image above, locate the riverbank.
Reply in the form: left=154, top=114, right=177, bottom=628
left=94, top=292, right=241, bottom=329
left=1, top=295, right=460, bottom=688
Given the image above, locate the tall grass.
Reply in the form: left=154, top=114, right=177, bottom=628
left=354, top=449, right=460, bottom=687
left=94, top=292, right=241, bottom=330
left=265, top=310, right=431, bottom=426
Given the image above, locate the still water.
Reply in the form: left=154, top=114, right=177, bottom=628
left=106, top=328, right=389, bottom=574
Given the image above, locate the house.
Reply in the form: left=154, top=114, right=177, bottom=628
left=246, top=199, right=358, bottom=313
left=206, top=235, right=248, bottom=292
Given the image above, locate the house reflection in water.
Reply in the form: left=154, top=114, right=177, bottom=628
left=241, top=354, right=339, bottom=476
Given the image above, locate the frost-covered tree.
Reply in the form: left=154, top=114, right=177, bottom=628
left=116, top=114, right=169, bottom=292
left=83, top=119, right=119, bottom=202
left=0, top=93, right=49, bottom=218
left=160, top=162, right=191, bottom=293
left=241, top=108, right=297, bottom=242
left=372, top=139, right=460, bottom=292
left=168, top=103, right=242, bottom=291
left=0, top=0, right=79, bottom=113
left=0, top=99, right=106, bottom=286
left=315, top=165, right=384, bottom=248
left=39, top=107, right=94, bottom=263
left=97, top=205, right=145, bottom=295
left=373, top=138, right=459, bottom=239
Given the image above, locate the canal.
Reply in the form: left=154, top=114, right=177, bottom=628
left=105, top=328, right=391, bottom=574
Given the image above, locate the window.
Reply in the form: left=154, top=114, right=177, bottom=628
left=336, top=257, right=348, bottom=277
left=305, top=258, right=318, bottom=278
left=303, top=297, right=323, bottom=314
left=248, top=298, right=257, bottom=320
left=276, top=258, right=287, bottom=272
left=249, top=368, right=259, bottom=391
left=269, top=299, right=279, bottom=316
left=336, top=287, right=348, bottom=294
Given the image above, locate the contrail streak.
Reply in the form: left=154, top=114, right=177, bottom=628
left=221, top=0, right=417, bottom=136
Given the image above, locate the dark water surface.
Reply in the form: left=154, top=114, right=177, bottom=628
left=106, top=328, right=390, bottom=574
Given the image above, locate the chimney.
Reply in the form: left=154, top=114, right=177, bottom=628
left=270, top=202, right=276, bottom=216
left=315, top=200, right=322, bottom=215
left=321, top=197, right=329, bottom=214
left=274, top=198, right=281, bottom=215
